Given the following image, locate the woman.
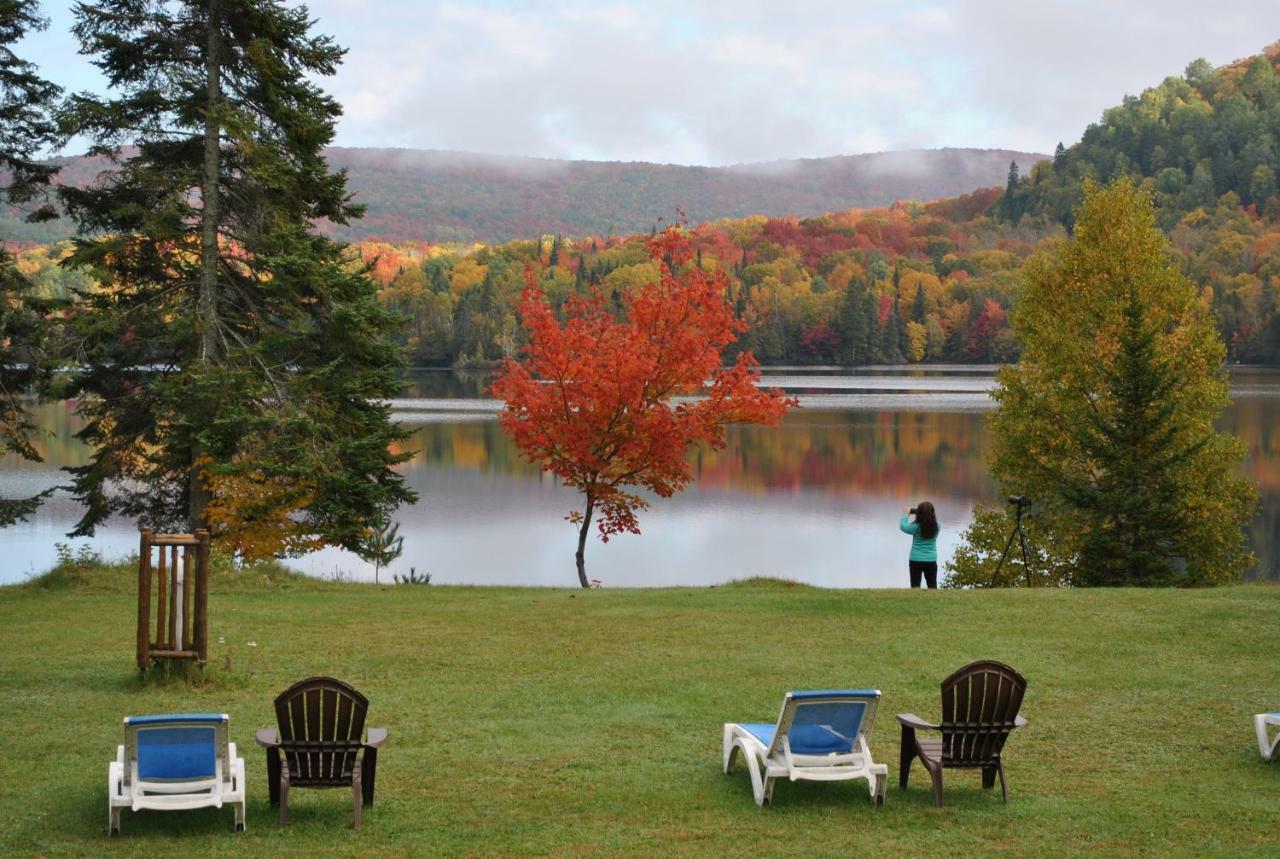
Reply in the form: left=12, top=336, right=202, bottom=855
left=899, top=502, right=940, bottom=589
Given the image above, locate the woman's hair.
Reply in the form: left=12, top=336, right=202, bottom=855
left=914, top=501, right=938, bottom=539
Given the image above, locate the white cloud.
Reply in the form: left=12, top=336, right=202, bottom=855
left=24, top=0, right=1280, bottom=165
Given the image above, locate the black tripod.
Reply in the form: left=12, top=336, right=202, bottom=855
left=991, top=496, right=1034, bottom=587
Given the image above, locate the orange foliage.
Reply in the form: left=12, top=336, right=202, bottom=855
left=491, top=229, right=796, bottom=554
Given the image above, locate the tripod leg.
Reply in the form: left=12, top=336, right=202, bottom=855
left=991, top=525, right=1021, bottom=587
left=1018, top=527, right=1033, bottom=586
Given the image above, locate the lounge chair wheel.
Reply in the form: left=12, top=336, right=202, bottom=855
left=235, top=822, right=245, bottom=832
left=876, top=793, right=884, bottom=806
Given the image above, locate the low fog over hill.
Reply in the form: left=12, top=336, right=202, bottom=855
left=3, top=147, right=1046, bottom=245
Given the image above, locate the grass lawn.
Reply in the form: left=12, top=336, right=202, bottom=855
left=1, top=560, right=1277, bottom=857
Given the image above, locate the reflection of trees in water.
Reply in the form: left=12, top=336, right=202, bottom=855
left=12, top=372, right=1280, bottom=579
left=396, top=407, right=999, bottom=499
left=1220, top=392, right=1280, bottom=578
left=698, top=411, right=996, bottom=497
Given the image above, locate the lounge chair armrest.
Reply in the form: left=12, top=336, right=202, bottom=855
left=365, top=727, right=389, bottom=749
left=255, top=727, right=280, bottom=749
left=896, top=713, right=940, bottom=730
left=1014, top=714, right=1028, bottom=728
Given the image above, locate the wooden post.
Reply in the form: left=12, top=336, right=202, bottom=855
left=155, top=544, right=167, bottom=652
left=195, top=529, right=210, bottom=666
left=137, top=528, right=153, bottom=671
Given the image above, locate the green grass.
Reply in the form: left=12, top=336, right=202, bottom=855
left=1, top=558, right=1277, bottom=857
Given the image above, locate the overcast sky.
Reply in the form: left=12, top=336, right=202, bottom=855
left=17, top=1, right=1280, bottom=166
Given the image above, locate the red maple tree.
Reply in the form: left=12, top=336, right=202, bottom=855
left=491, top=228, right=796, bottom=587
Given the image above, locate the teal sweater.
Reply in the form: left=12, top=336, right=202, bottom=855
left=900, top=515, right=939, bottom=562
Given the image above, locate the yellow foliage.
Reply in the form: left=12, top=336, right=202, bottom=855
left=200, top=456, right=322, bottom=561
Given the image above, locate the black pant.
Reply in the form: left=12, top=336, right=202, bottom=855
left=909, top=561, right=938, bottom=589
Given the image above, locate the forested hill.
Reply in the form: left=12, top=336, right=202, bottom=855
left=323, top=147, right=1045, bottom=243
left=1, top=147, right=1043, bottom=245
left=1005, top=41, right=1280, bottom=229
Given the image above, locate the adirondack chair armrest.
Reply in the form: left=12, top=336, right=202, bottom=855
left=255, top=728, right=281, bottom=749
left=1014, top=714, right=1028, bottom=728
left=364, top=727, right=389, bottom=749
left=896, top=713, right=939, bottom=731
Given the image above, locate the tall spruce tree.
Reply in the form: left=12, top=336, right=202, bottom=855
left=0, top=1, right=61, bottom=526
left=912, top=282, right=926, bottom=323
left=59, top=0, right=414, bottom=557
left=1002, top=160, right=1021, bottom=221
left=837, top=277, right=869, bottom=364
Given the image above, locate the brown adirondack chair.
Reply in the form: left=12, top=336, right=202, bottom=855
left=255, top=676, right=388, bottom=827
left=897, top=660, right=1027, bottom=807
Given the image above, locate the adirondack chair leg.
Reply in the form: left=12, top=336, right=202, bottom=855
left=278, top=766, right=290, bottom=827
left=352, top=765, right=363, bottom=828
left=266, top=750, right=280, bottom=805
left=362, top=748, right=378, bottom=806
left=927, top=763, right=944, bottom=807
left=898, top=725, right=916, bottom=789
left=982, top=766, right=996, bottom=790
left=997, top=762, right=1009, bottom=803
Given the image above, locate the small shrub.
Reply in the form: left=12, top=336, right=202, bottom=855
left=393, top=567, right=431, bottom=586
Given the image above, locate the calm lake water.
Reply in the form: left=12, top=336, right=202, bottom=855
left=2, top=366, right=1277, bottom=587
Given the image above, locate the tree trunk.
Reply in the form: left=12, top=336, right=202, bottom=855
left=574, top=497, right=594, bottom=589
left=190, top=0, right=222, bottom=530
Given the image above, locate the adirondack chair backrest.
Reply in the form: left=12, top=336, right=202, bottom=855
left=274, top=676, right=369, bottom=786
left=939, top=661, right=1026, bottom=766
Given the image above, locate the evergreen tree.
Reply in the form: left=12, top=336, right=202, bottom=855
left=862, top=290, right=880, bottom=363
left=0, top=1, right=62, bottom=526
left=912, top=282, right=926, bottom=323
left=837, top=277, right=870, bottom=364
left=58, top=0, right=414, bottom=556
left=1053, top=142, right=1067, bottom=173
left=1002, top=160, right=1021, bottom=221
left=548, top=234, right=561, bottom=268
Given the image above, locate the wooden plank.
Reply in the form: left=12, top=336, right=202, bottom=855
left=155, top=542, right=167, bottom=654
left=167, top=545, right=178, bottom=651
left=146, top=650, right=199, bottom=659
left=181, top=547, right=192, bottom=651
left=136, top=529, right=152, bottom=670
left=151, top=534, right=201, bottom=545
left=195, top=530, right=209, bottom=666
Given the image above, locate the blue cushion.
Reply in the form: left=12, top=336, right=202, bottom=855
left=741, top=722, right=855, bottom=755
left=136, top=727, right=217, bottom=781
left=741, top=723, right=780, bottom=747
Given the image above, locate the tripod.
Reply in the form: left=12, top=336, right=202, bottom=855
left=991, top=496, right=1034, bottom=587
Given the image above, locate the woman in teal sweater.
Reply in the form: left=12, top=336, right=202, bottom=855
left=899, top=501, right=940, bottom=589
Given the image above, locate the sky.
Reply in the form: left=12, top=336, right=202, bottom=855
left=17, top=0, right=1280, bottom=166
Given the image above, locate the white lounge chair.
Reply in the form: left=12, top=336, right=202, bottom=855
left=723, top=689, right=888, bottom=806
left=108, top=713, right=246, bottom=834
left=1256, top=712, right=1280, bottom=762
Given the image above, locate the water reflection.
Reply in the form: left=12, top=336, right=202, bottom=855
left=1, top=368, right=1276, bottom=586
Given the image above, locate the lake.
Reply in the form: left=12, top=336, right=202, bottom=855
left=2, top=366, right=1277, bottom=587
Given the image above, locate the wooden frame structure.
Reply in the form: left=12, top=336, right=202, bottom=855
left=136, top=527, right=210, bottom=671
